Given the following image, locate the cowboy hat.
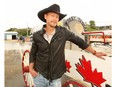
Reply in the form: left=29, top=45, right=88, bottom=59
left=37, top=4, right=67, bottom=22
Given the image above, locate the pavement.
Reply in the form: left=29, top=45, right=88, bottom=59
left=5, top=40, right=31, bottom=87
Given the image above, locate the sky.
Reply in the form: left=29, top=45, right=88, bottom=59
left=2, top=0, right=112, bottom=31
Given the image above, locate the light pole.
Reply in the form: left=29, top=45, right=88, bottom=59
left=27, top=22, right=28, bottom=37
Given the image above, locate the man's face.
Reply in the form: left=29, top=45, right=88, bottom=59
left=44, top=12, right=59, bottom=28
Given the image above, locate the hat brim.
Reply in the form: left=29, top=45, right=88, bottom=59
left=37, top=8, right=67, bottom=22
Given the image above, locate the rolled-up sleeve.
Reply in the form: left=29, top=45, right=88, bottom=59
left=65, top=28, right=89, bottom=50
left=29, top=34, right=38, bottom=63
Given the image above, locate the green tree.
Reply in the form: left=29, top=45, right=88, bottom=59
left=6, top=28, right=31, bottom=36
left=89, top=20, right=96, bottom=29
left=85, top=20, right=97, bottom=31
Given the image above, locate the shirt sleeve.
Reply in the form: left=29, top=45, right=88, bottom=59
left=65, top=28, right=89, bottom=50
left=29, top=34, right=38, bottom=63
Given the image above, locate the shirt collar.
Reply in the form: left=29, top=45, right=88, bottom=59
left=40, top=24, right=59, bottom=35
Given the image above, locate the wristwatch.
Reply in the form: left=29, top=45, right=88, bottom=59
left=92, top=50, right=96, bottom=55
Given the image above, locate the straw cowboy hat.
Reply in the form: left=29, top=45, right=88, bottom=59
left=37, top=4, right=67, bottom=22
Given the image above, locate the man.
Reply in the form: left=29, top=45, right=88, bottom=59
left=29, top=4, right=107, bottom=87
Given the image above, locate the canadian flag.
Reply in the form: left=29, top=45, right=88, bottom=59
left=75, top=55, right=106, bottom=87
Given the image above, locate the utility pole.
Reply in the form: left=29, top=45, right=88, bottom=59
left=27, top=22, right=28, bottom=37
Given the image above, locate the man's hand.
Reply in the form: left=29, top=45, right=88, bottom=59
left=85, top=46, right=107, bottom=60
left=29, top=63, right=38, bottom=77
left=29, top=68, right=38, bottom=77
left=94, top=52, right=107, bottom=60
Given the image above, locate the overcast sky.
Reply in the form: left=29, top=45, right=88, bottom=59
left=3, top=0, right=112, bottom=30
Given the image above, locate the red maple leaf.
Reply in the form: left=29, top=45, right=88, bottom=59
left=65, top=60, right=72, bottom=73
left=75, top=55, right=106, bottom=87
